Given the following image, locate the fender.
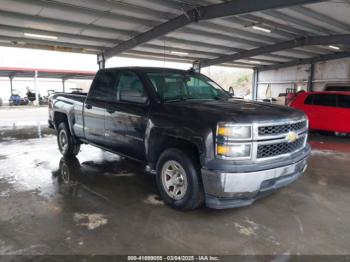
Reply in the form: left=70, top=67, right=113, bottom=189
left=52, top=97, right=77, bottom=136
left=145, top=118, right=211, bottom=168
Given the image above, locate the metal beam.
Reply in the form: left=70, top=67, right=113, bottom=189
left=104, top=0, right=325, bottom=59
left=135, top=45, right=285, bottom=64
left=201, top=35, right=350, bottom=67
left=152, top=37, right=297, bottom=61
left=259, top=51, right=350, bottom=71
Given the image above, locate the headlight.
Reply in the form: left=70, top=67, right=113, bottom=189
left=217, top=123, right=252, bottom=140
left=216, top=143, right=252, bottom=159
left=216, top=123, right=253, bottom=160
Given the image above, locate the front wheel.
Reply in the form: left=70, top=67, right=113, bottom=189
left=156, top=148, right=204, bottom=210
left=57, top=122, right=80, bottom=157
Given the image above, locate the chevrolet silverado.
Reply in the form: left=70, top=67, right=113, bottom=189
left=49, top=67, right=310, bottom=210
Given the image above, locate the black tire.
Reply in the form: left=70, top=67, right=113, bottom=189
left=57, top=122, right=80, bottom=157
left=156, top=148, right=204, bottom=210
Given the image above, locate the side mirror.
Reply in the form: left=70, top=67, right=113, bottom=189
left=120, top=90, right=147, bottom=104
left=229, top=87, right=235, bottom=96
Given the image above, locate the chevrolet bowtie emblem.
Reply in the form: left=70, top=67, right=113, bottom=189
left=286, top=131, right=299, bottom=143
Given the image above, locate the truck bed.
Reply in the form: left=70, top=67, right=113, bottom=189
left=51, top=92, right=87, bottom=103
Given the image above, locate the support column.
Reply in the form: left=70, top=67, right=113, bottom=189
left=307, top=63, right=314, bottom=92
left=252, top=68, right=259, bottom=101
left=97, top=53, right=105, bottom=69
left=9, top=76, right=14, bottom=95
left=34, top=70, right=39, bottom=106
left=62, top=79, right=66, bottom=93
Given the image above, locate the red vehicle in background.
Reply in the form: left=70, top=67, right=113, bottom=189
left=290, top=91, right=350, bottom=134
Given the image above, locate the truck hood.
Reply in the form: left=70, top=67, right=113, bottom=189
left=160, top=99, right=305, bottom=124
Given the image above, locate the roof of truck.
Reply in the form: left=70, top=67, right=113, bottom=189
left=100, top=67, right=196, bottom=74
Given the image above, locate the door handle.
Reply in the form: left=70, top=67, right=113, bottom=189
left=85, top=104, right=92, bottom=109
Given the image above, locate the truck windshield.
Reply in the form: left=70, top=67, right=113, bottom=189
left=147, top=72, right=231, bottom=102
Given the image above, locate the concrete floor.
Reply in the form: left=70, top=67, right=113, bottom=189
left=1, top=108, right=350, bottom=255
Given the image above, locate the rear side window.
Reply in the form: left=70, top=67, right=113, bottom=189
left=304, top=94, right=313, bottom=105
left=116, top=71, right=148, bottom=103
left=338, top=95, right=350, bottom=108
left=89, top=71, right=119, bottom=101
left=312, top=94, right=337, bottom=107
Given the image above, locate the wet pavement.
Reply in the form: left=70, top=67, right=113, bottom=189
left=1, top=124, right=350, bottom=255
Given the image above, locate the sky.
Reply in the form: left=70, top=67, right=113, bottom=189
left=0, top=46, right=251, bottom=100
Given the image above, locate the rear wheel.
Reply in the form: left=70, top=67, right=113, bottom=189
left=156, top=148, right=204, bottom=210
left=57, top=122, right=80, bottom=157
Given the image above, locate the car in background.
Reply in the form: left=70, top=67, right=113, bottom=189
left=290, top=91, right=350, bottom=134
left=9, top=94, right=29, bottom=106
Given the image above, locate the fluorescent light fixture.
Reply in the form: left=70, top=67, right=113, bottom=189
left=248, top=60, right=261, bottom=64
left=252, top=25, right=271, bottom=33
left=329, top=45, right=340, bottom=50
left=24, top=33, right=58, bottom=40
left=170, top=50, right=188, bottom=56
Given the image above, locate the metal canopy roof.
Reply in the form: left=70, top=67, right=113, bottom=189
left=0, top=0, right=349, bottom=70
left=0, top=67, right=96, bottom=80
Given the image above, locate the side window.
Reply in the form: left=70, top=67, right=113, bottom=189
left=186, top=77, right=218, bottom=98
left=90, top=71, right=119, bottom=101
left=312, top=94, right=336, bottom=107
left=117, top=71, right=147, bottom=103
left=304, top=94, right=314, bottom=105
left=338, top=95, right=350, bottom=109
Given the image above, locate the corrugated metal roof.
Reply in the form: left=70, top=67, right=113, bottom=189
left=0, top=0, right=348, bottom=69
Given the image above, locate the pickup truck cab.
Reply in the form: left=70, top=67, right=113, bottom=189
left=49, top=67, right=310, bottom=210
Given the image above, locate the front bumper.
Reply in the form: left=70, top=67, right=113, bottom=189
left=201, top=155, right=309, bottom=209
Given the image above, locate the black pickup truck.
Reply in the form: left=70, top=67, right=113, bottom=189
left=49, top=67, right=310, bottom=210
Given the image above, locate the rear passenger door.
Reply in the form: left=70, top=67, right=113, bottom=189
left=311, top=94, right=337, bottom=131
left=336, top=94, right=350, bottom=133
left=84, top=70, right=118, bottom=146
left=105, top=70, right=149, bottom=161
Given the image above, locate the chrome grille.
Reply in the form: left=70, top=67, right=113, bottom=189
left=258, top=120, right=307, bottom=136
left=257, top=136, right=306, bottom=159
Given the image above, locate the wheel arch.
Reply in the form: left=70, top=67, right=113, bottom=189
left=53, top=111, right=74, bottom=135
left=147, top=130, right=205, bottom=170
